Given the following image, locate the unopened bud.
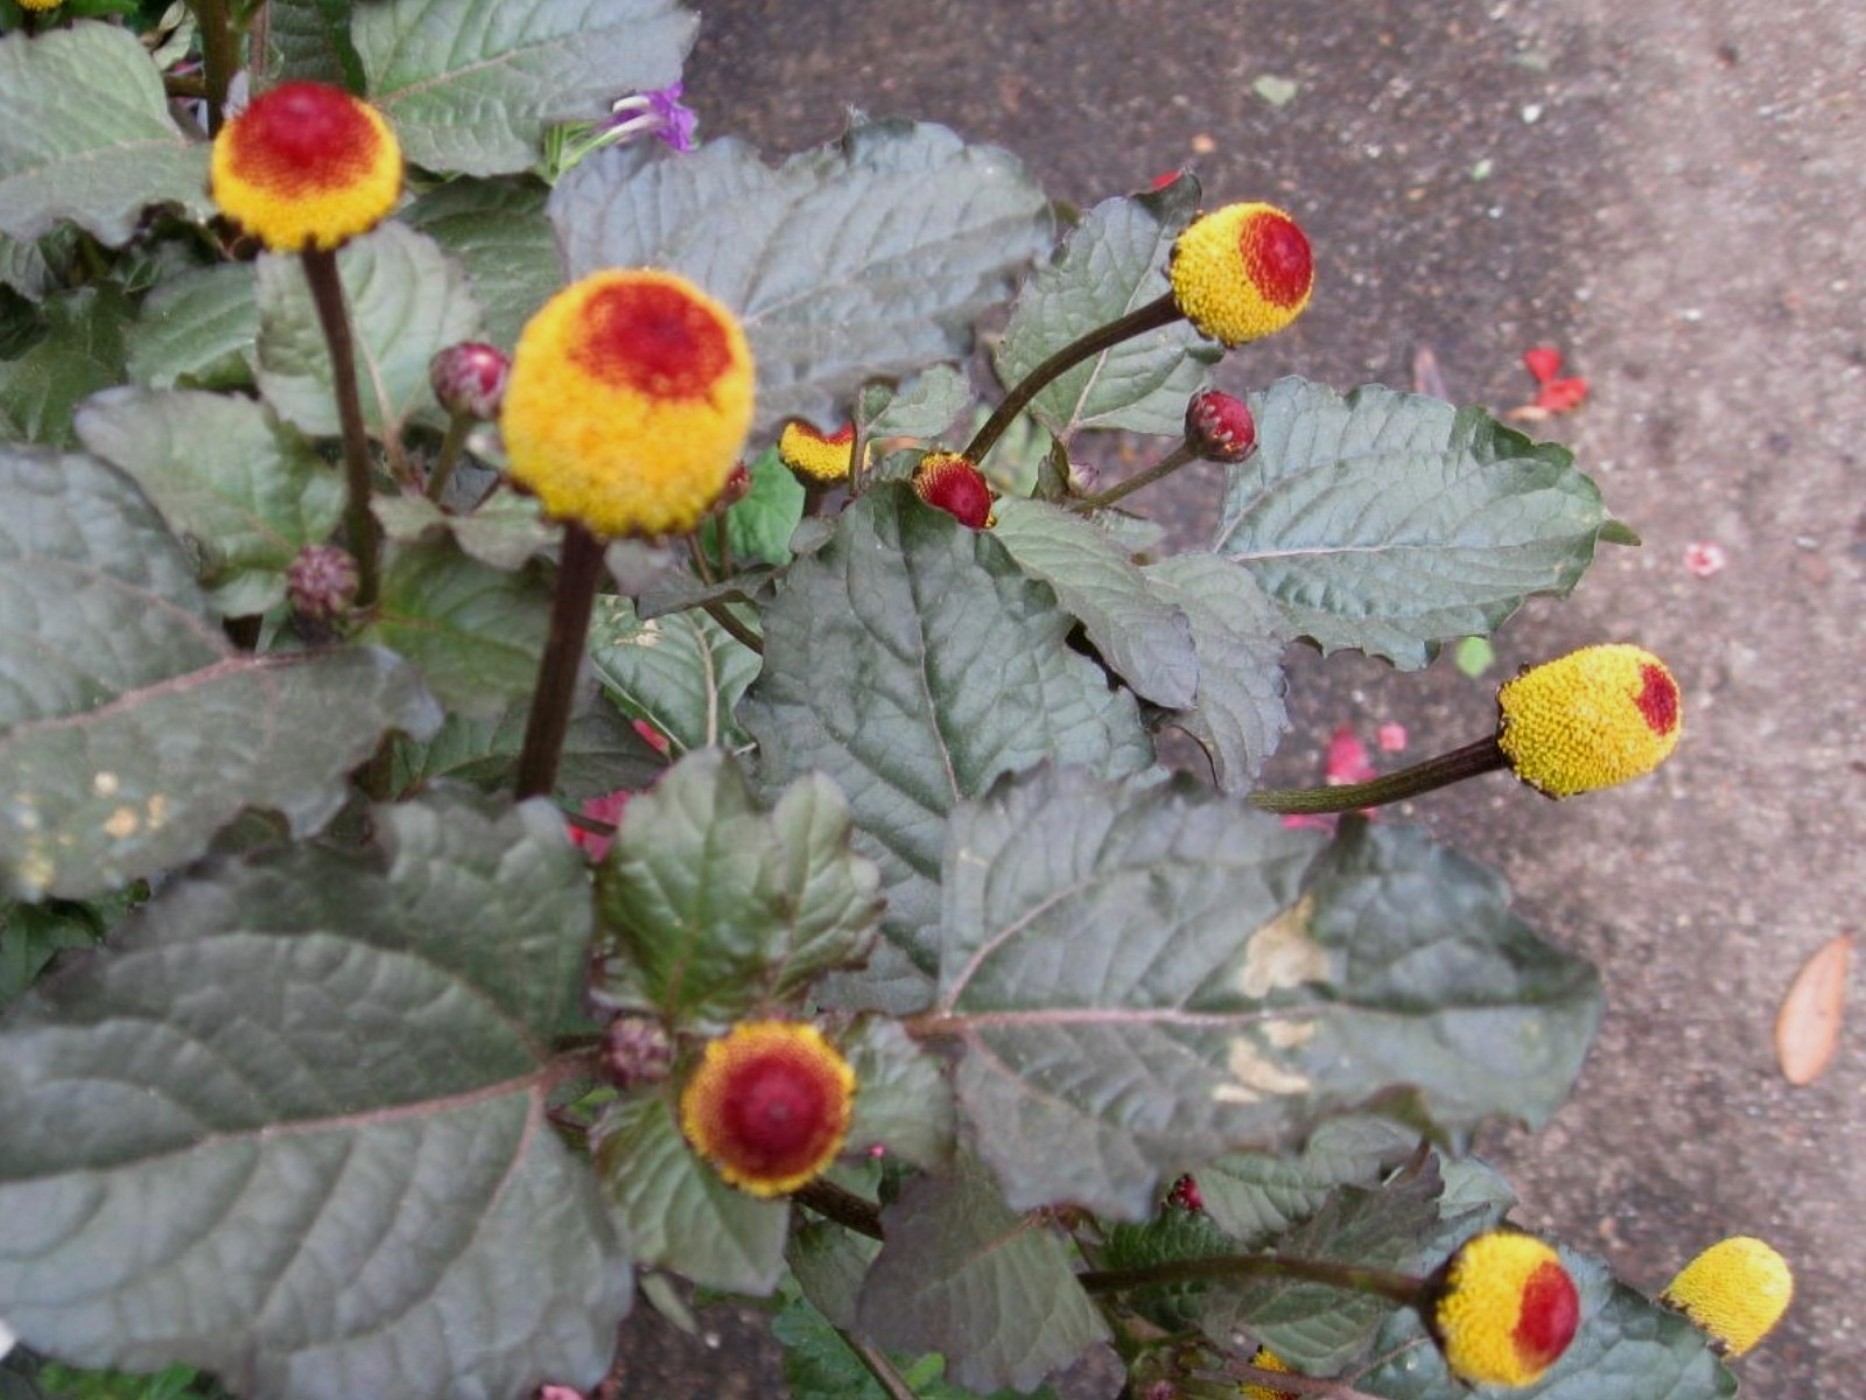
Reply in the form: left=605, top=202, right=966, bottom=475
left=429, top=341, right=510, bottom=421
left=287, top=543, right=359, bottom=623
left=1184, top=388, right=1257, bottom=463
left=911, top=452, right=995, bottom=530
left=714, top=460, right=754, bottom=510
left=601, top=1016, right=674, bottom=1090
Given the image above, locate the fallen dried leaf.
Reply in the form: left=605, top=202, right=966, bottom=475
left=1775, top=934, right=1853, bottom=1086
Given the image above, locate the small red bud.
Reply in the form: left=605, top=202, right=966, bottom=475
left=714, top=460, right=754, bottom=510
left=287, top=543, right=359, bottom=622
left=429, top=341, right=510, bottom=421
left=911, top=452, right=995, bottom=530
left=600, top=1016, right=674, bottom=1090
left=1166, top=1173, right=1204, bottom=1212
left=1184, top=388, right=1257, bottom=463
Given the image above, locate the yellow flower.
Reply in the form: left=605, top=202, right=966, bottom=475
left=911, top=451, right=996, bottom=529
left=678, top=1020, right=856, bottom=1197
left=778, top=420, right=858, bottom=484
left=1431, top=1231, right=1581, bottom=1387
left=210, top=81, right=402, bottom=253
left=1240, top=1346, right=1298, bottom=1400
left=1496, top=644, right=1682, bottom=798
left=502, top=269, right=755, bottom=539
left=1660, top=1236, right=1793, bottom=1357
left=18, top=0, right=64, bottom=10
left=1169, top=202, right=1314, bottom=346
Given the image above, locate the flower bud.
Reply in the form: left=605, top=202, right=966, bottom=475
left=287, top=543, right=359, bottom=623
left=1169, top=203, right=1314, bottom=347
left=429, top=342, right=510, bottom=421
left=714, top=460, right=754, bottom=510
left=1166, top=1173, right=1205, bottom=1212
left=912, top=451, right=995, bottom=529
left=600, top=1015, right=674, bottom=1091
left=1185, top=388, right=1257, bottom=462
left=1430, top=1231, right=1581, bottom=1387
left=1496, top=644, right=1681, bottom=798
left=778, top=420, right=857, bottom=484
left=678, top=1020, right=856, bottom=1197
left=1660, top=1236, right=1793, bottom=1357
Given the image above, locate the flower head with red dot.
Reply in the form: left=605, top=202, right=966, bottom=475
left=1169, top=203, right=1314, bottom=347
left=678, top=1020, right=856, bottom=1197
left=912, top=451, right=995, bottom=529
left=502, top=269, right=755, bottom=539
left=1497, top=644, right=1681, bottom=798
left=1430, top=1230, right=1581, bottom=1387
left=210, top=81, right=403, bottom=253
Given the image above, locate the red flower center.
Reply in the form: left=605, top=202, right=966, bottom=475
left=717, top=1050, right=839, bottom=1175
left=571, top=281, right=735, bottom=401
left=1238, top=210, right=1313, bottom=308
left=1513, top=1260, right=1581, bottom=1370
left=228, top=82, right=384, bottom=195
left=1634, top=662, right=1681, bottom=736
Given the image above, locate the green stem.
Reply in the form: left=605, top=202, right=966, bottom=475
left=426, top=414, right=473, bottom=503
left=1078, top=1252, right=1428, bottom=1309
left=515, top=521, right=607, bottom=800
left=1072, top=440, right=1198, bottom=513
left=791, top=1178, right=883, bottom=1239
left=300, top=248, right=382, bottom=607
left=964, top=291, right=1183, bottom=464
left=702, top=598, right=763, bottom=656
left=1247, top=737, right=1507, bottom=815
left=843, top=1331, right=918, bottom=1400
left=192, top=0, right=240, bottom=135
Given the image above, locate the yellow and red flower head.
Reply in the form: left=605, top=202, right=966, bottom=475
left=1431, top=1231, right=1581, bottom=1387
left=778, top=420, right=858, bottom=484
left=1660, top=1236, right=1793, bottom=1357
left=501, top=269, right=755, bottom=539
left=210, top=81, right=403, bottom=253
left=678, top=1019, right=856, bottom=1197
left=1169, top=202, right=1314, bottom=347
left=1496, top=644, right=1682, bottom=799
left=1239, top=1346, right=1299, bottom=1400
left=912, top=451, right=995, bottom=529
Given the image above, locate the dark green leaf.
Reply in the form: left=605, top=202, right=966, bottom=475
left=1363, top=1249, right=1737, bottom=1400
left=0, top=25, right=212, bottom=245
left=741, top=487, right=1152, bottom=968
left=266, top=0, right=363, bottom=88
left=355, top=0, right=697, bottom=176
left=1197, top=1115, right=1420, bottom=1246
left=774, top=1291, right=1059, bottom=1400
left=359, top=534, right=550, bottom=718
left=0, top=899, right=108, bottom=1012
left=75, top=388, right=345, bottom=616
left=402, top=177, right=562, bottom=349
left=550, top=119, right=1052, bottom=433
left=844, top=1014, right=956, bottom=1171
left=855, top=1156, right=1109, bottom=1394
left=254, top=223, right=483, bottom=442
left=724, top=446, right=806, bottom=568
left=1143, top=553, right=1289, bottom=791
left=124, top=263, right=259, bottom=392
left=1101, top=1199, right=1248, bottom=1332
left=789, top=1220, right=881, bottom=1331
left=0, top=285, right=132, bottom=448
left=0, top=231, right=59, bottom=301
left=587, top=595, right=760, bottom=756
left=391, top=696, right=667, bottom=803
left=857, top=364, right=974, bottom=441
left=1215, top=379, right=1610, bottom=667
left=0, top=447, right=440, bottom=900
left=989, top=496, right=1198, bottom=708
left=590, top=749, right=881, bottom=1029
left=593, top=1089, right=789, bottom=1294
left=0, top=795, right=631, bottom=1399
left=373, top=490, right=555, bottom=572
left=993, top=178, right=1217, bottom=440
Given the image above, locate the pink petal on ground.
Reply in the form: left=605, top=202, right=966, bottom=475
left=1324, top=723, right=1376, bottom=785
left=1683, top=541, right=1727, bottom=578
left=570, top=789, right=631, bottom=860
left=1523, top=346, right=1564, bottom=384
left=1535, top=376, right=1589, bottom=413
left=1376, top=721, right=1409, bottom=753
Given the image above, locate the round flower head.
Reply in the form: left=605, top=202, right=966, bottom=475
left=778, top=420, right=857, bottom=484
left=1660, top=1236, right=1793, bottom=1357
left=1431, top=1231, right=1581, bottom=1387
left=1169, top=203, right=1314, bottom=347
left=1240, top=1346, right=1298, bottom=1400
left=18, top=0, right=64, bottom=9
left=1497, top=644, right=1682, bottom=798
left=912, top=451, right=995, bottom=529
left=502, top=269, right=755, bottom=539
left=210, top=81, right=402, bottom=253
left=678, top=1020, right=856, bottom=1197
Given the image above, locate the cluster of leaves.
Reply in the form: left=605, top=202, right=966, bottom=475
left=0, top=4, right=1736, bottom=1400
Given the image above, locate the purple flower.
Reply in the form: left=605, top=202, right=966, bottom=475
left=605, top=82, right=698, bottom=153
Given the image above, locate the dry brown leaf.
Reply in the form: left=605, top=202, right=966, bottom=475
left=1775, top=933, right=1853, bottom=1086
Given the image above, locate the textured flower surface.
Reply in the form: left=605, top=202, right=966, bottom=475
left=778, top=420, right=858, bottom=483
left=1432, top=1231, right=1581, bottom=1387
left=1185, top=387, right=1258, bottom=462
left=429, top=342, right=510, bottom=421
left=912, top=451, right=995, bottom=529
left=1169, top=202, right=1314, bottom=346
left=679, top=1020, right=856, bottom=1197
left=210, top=81, right=402, bottom=252
left=1660, top=1236, right=1793, bottom=1356
left=502, top=269, right=754, bottom=539
left=1240, top=1346, right=1299, bottom=1400
left=1497, top=644, right=1681, bottom=798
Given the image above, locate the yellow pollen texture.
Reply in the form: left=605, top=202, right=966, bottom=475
left=778, top=421, right=857, bottom=483
left=1169, top=202, right=1315, bottom=346
left=1433, top=1232, right=1579, bottom=1387
left=210, top=82, right=402, bottom=253
left=1497, top=643, right=1682, bottom=798
left=678, top=1020, right=856, bottom=1197
left=1661, top=1236, right=1793, bottom=1356
left=1240, top=1346, right=1299, bottom=1400
left=502, top=269, right=755, bottom=539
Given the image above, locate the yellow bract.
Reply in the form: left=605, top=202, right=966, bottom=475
left=1240, top=1346, right=1297, bottom=1400
left=1661, top=1236, right=1793, bottom=1356
left=502, top=269, right=755, bottom=539
left=210, top=82, right=402, bottom=253
left=1433, top=1231, right=1581, bottom=1387
left=1497, top=644, right=1682, bottom=798
left=1169, top=202, right=1314, bottom=346
left=678, top=1020, right=856, bottom=1198
left=778, top=420, right=857, bottom=483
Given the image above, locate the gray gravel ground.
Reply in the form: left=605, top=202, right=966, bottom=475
left=614, top=2, right=1866, bottom=1394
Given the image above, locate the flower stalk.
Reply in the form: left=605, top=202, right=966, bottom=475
left=1077, top=1252, right=1428, bottom=1309
left=1248, top=737, right=1506, bottom=815
left=1071, top=440, right=1198, bottom=513
left=300, top=248, right=382, bottom=607
left=515, top=521, right=608, bottom=800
